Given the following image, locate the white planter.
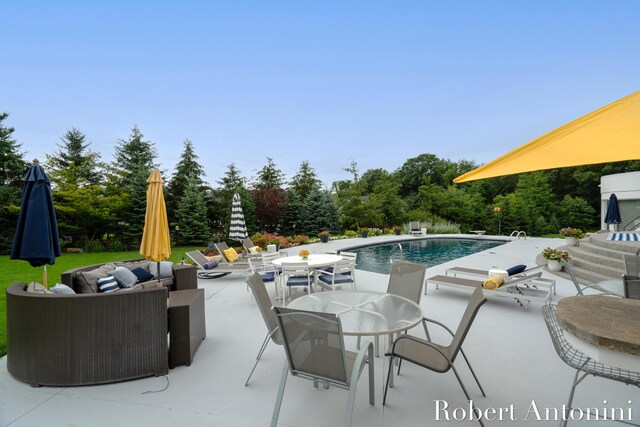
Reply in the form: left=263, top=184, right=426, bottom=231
left=565, top=237, right=578, bottom=246
left=547, top=260, right=563, bottom=272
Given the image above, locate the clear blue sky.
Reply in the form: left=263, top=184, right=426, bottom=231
left=3, top=1, right=639, bottom=187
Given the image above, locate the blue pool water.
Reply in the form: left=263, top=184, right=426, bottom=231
left=351, top=239, right=504, bottom=274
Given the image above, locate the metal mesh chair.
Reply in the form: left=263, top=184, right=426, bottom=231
left=384, top=287, right=488, bottom=427
left=271, top=307, right=374, bottom=427
left=623, top=275, right=640, bottom=300
left=564, top=262, right=615, bottom=296
left=541, top=304, right=640, bottom=426
left=244, top=273, right=283, bottom=386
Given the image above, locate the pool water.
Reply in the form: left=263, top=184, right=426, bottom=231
left=351, top=239, right=504, bottom=274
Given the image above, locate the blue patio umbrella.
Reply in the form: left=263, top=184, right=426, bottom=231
left=604, top=193, right=622, bottom=231
left=10, top=159, right=61, bottom=287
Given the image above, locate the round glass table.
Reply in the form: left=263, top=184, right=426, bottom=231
left=287, top=290, right=424, bottom=336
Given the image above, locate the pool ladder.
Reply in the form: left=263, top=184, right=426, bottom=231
left=389, top=243, right=404, bottom=263
left=507, top=230, right=527, bottom=241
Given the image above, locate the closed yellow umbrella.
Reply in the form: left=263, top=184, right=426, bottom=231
left=454, top=91, right=640, bottom=183
left=140, top=169, right=171, bottom=282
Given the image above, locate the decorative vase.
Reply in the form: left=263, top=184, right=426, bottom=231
left=301, top=256, right=308, bottom=260
left=320, top=235, right=329, bottom=243
left=565, top=237, right=577, bottom=246
left=547, top=260, right=563, bottom=272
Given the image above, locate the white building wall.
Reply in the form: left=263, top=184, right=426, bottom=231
left=601, top=171, right=640, bottom=230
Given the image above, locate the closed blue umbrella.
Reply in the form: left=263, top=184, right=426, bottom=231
left=10, top=159, right=61, bottom=287
left=604, top=193, right=622, bottom=231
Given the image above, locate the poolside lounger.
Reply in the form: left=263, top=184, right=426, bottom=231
left=186, top=250, right=250, bottom=279
left=213, top=242, right=251, bottom=265
left=444, top=265, right=555, bottom=296
left=425, top=271, right=551, bottom=308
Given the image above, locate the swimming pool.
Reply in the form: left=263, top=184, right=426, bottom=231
left=350, top=238, right=504, bottom=274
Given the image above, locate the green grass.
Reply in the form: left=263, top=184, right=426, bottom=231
left=0, top=247, right=201, bottom=358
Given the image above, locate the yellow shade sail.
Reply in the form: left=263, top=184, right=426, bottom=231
left=140, top=169, right=171, bottom=262
left=454, top=91, right=640, bottom=183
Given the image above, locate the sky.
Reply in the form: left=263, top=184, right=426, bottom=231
left=2, top=1, right=639, bottom=188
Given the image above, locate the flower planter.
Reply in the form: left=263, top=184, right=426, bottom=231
left=361, top=231, right=368, bottom=238
left=547, top=260, right=563, bottom=272
left=565, top=237, right=577, bottom=246
left=320, top=235, right=329, bottom=243
left=394, top=230, right=402, bottom=235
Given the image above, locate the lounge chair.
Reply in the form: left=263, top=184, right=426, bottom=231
left=186, top=250, right=250, bottom=279
left=425, top=271, right=550, bottom=308
left=409, top=221, right=423, bottom=236
left=444, top=264, right=555, bottom=296
left=213, top=242, right=250, bottom=265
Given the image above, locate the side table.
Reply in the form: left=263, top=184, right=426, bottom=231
left=172, top=264, right=198, bottom=291
left=168, top=289, right=206, bottom=368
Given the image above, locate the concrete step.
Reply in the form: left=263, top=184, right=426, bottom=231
left=587, top=235, right=640, bottom=254
left=552, top=265, right=611, bottom=287
left=575, top=241, right=634, bottom=259
left=569, top=257, right=624, bottom=278
left=565, top=246, right=625, bottom=271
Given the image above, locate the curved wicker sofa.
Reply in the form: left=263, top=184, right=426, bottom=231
left=6, top=261, right=196, bottom=387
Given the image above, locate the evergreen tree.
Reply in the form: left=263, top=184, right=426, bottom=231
left=167, top=139, right=206, bottom=222
left=110, top=125, right=159, bottom=185
left=254, top=157, right=285, bottom=189
left=0, top=112, right=26, bottom=253
left=0, top=112, right=27, bottom=187
left=175, top=178, right=211, bottom=245
left=289, top=160, right=322, bottom=200
left=45, top=128, right=103, bottom=187
left=279, top=189, right=304, bottom=236
left=299, top=189, right=340, bottom=235
left=121, top=168, right=149, bottom=249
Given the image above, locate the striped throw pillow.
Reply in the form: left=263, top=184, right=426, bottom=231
left=97, top=276, right=119, bottom=293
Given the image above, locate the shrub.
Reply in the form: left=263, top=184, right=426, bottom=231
left=429, top=222, right=461, bottom=234
left=86, top=240, right=104, bottom=253
left=288, top=235, right=310, bottom=245
left=344, top=230, right=359, bottom=238
left=105, top=239, right=125, bottom=252
left=368, top=227, right=383, bottom=236
left=559, top=227, right=584, bottom=239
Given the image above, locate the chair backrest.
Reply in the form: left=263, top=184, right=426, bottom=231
left=333, top=259, right=354, bottom=275
left=261, top=252, right=281, bottom=263
left=386, top=261, right=427, bottom=304
left=339, top=251, right=357, bottom=261
left=214, top=242, right=231, bottom=262
left=623, top=275, right=640, bottom=299
left=562, top=263, right=584, bottom=295
left=448, top=287, right=487, bottom=362
left=624, top=255, right=640, bottom=277
left=248, top=257, right=264, bottom=274
left=409, top=221, right=420, bottom=231
left=246, top=273, right=282, bottom=344
left=242, top=238, right=255, bottom=252
left=185, top=250, right=209, bottom=268
left=273, top=306, right=349, bottom=385
left=281, top=262, right=310, bottom=276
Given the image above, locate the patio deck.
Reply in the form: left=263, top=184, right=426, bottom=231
left=1, top=235, right=638, bottom=426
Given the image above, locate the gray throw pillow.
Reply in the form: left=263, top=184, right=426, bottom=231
left=75, top=264, right=116, bottom=294
left=149, top=261, right=174, bottom=279
left=116, top=260, right=150, bottom=271
left=110, top=266, right=139, bottom=288
left=51, top=283, right=76, bottom=294
left=26, top=282, right=53, bottom=294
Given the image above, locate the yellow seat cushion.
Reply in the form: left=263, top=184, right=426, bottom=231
left=223, top=247, right=239, bottom=262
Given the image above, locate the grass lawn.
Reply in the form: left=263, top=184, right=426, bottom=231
left=0, top=247, right=201, bottom=358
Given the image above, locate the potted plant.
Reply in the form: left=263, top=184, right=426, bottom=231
left=543, top=247, right=571, bottom=272
left=318, top=230, right=330, bottom=243
left=559, top=227, right=584, bottom=246
left=393, top=225, right=403, bottom=236
left=358, top=227, right=369, bottom=238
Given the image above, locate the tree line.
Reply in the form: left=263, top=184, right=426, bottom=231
left=1, top=111, right=638, bottom=253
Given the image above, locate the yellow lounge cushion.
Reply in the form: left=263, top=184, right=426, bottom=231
left=483, top=275, right=505, bottom=290
left=223, top=247, right=239, bottom=262
left=248, top=246, right=259, bottom=254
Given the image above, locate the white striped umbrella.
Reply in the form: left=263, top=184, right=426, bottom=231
left=229, top=192, right=248, bottom=241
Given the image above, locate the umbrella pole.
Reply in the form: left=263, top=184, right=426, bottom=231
left=43, top=265, right=48, bottom=288
left=157, top=261, right=161, bottom=284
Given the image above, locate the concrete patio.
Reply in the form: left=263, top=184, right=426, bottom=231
left=1, top=235, right=638, bottom=426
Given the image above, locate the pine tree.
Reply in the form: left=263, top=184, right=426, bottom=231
left=167, top=139, right=206, bottom=222
left=45, top=128, right=103, bottom=187
left=279, top=189, right=304, bottom=236
left=254, top=157, right=286, bottom=189
left=175, top=178, right=211, bottom=245
left=289, top=160, right=322, bottom=201
left=299, top=189, right=340, bottom=235
left=0, top=112, right=26, bottom=253
left=109, top=125, right=159, bottom=186
left=121, top=168, right=149, bottom=249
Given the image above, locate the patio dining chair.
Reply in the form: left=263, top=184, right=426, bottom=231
left=409, top=221, right=422, bottom=236
left=623, top=274, right=640, bottom=299
left=541, top=304, right=640, bottom=427
left=315, top=259, right=355, bottom=291
left=384, top=287, right=488, bottom=427
left=280, top=261, right=313, bottom=304
left=245, top=273, right=283, bottom=386
left=270, top=306, right=374, bottom=427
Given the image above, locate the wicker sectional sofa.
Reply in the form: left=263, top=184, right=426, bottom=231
left=6, top=260, right=197, bottom=387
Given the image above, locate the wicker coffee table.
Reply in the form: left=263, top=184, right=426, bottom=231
left=168, top=289, right=206, bottom=368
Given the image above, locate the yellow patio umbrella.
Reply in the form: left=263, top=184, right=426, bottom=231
left=140, top=168, right=171, bottom=282
left=454, top=90, right=640, bottom=183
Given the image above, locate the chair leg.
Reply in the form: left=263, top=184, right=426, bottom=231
left=458, top=348, right=485, bottom=397
left=422, top=319, right=431, bottom=341
left=245, top=333, right=271, bottom=386
left=383, top=355, right=395, bottom=405
left=368, top=345, right=375, bottom=405
left=344, top=377, right=358, bottom=427
left=450, top=363, right=485, bottom=427
left=560, top=369, right=589, bottom=427
left=270, top=361, right=290, bottom=427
